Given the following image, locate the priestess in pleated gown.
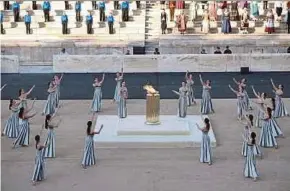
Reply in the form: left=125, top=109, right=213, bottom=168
left=229, top=85, right=246, bottom=120
left=200, top=75, right=214, bottom=114
left=251, top=86, right=267, bottom=128
left=118, top=82, right=128, bottom=118
left=244, top=142, right=259, bottom=181
left=233, top=78, right=251, bottom=110
left=82, top=121, right=103, bottom=168
left=43, top=82, right=57, bottom=115
left=241, top=116, right=262, bottom=157
left=13, top=108, right=37, bottom=147
left=185, top=71, right=195, bottom=106
left=18, top=85, right=35, bottom=112
left=259, top=108, right=278, bottom=148
left=197, top=118, right=212, bottom=165
left=3, top=100, right=20, bottom=138
left=91, top=74, right=105, bottom=113
left=177, top=83, right=188, bottom=118
left=270, top=79, right=289, bottom=118
left=53, top=74, right=63, bottom=108
left=32, top=136, right=46, bottom=184
left=113, top=70, right=124, bottom=102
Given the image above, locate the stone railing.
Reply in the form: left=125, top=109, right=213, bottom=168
left=53, top=54, right=290, bottom=73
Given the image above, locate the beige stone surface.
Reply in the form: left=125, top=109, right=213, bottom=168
left=1, top=99, right=290, bottom=191
left=0, top=55, right=19, bottom=73
left=53, top=54, right=290, bottom=73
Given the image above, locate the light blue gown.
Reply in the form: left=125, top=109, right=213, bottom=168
left=3, top=107, right=19, bottom=138
left=81, top=135, right=96, bottom=167
left=243, top=90, right=252, bottom=110
left=259, top=118, right=278, bottom=148
left=19, top=99, right=28, bottom=110
left=91, top=85, right=102, bottom=112
left=43, top=127, right=56, bottom=158
left=186, top=79, right=195, bottom=106
left=178, top=87, right=187, bottom=118
left=13, top=118, right=30, bottom=147
left=43, top=88, right=56, bottom=115
left=118, top=87, right=128, bottom=118
left=242, top=126, right=262, bottom=157
left=267, top=118, right=283, bottom=137
left=273, top=94, right=289, bottom=118
left=114, top=77, right=123, bottom=102
left=250, top=1, right=259, bottom=17
left=200, top=129, right=212, bottom=164
left=244, top=144, right=259, bottom=179
left=237, top=94, right=246, bottom=119
left=32, top=146, right=46, bottom=182
left=201, top=85, right=214, bottom=114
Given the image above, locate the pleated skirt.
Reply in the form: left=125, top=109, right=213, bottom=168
left=14, top=121, right=30, bottom=147
left=201, top=92, right=214, bottom=114
left=259, top=121, right=278, bottom=148
left=91, top=88, right=102, bottom=112
left=43, top=93, right=56, bottom=115
left=32, top=150, right=46, bottom=181
left=178, top=96, right=187, bottom=118
left=268, top=119, right=283, bottom=137
left=81, top=136, right=96, bottom=167
left=244, top=146, right=259, bottom=178
left=118, top=98, right=127, bottom=118
left=200, top=133, right=212, bottom=164
left=43, top=129, right=56, bottom=158
left=273, top=97, right=289, bottom=118
left=3, top=112, right=19, bottom=138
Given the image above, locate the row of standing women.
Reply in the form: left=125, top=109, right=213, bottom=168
left=2, top=75, right=63, bottom=185
left=228, top=77, right=288, bottom=181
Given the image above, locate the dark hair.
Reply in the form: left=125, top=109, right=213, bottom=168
left=35, top=135, right=40, bottom=149
left=250, top=132, right=256, bottom=145
left=248, top=114, right=254, bottom=126
left=271, top=98, right=276, bottom=111
left=9, top=99, right=13, bottom=110
left=263, top=92, right=267, bottom=98
left=204, top=118, right=210, bottom=131
left=18, top=107, right=24, bottom=118
left=18, top=89, right=22, bottom=96
left=226, top=46, right=229, bottom=49
left=45, top=114, right=51, bottom=129
left=267, top=107, right=272, bottom=118
left=280, top=84, right=284, bottom=90
left=86, top=121, right=92, bottom=135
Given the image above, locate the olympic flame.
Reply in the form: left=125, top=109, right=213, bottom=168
left=143, top=85, right=158, bottom=94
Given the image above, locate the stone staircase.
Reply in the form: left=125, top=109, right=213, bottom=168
left=144, top=1, right=161, bottom=54
left=0, top=1, right=146, bottom=46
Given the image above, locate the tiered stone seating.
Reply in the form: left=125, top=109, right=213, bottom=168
left=147, top=1, right=289, bottom=35
left=0, top=1, right=146, bottom=45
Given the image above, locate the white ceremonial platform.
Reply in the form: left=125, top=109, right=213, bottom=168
left=94, top=115, right=216, bottom=148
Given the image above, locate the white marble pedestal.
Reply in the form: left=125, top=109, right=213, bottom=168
left=94, top=115, right=216, bottom=148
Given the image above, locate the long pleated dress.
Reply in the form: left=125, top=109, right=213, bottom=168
left=201, top=85, right=214, bottom=114
left=114, top=77, right=123, bottom=102
left=178, top=87, right=187, bottom=118
left=91, top=85, right=102, bottom=112
left=244, top=144, right=259, bottom=179
left=3, top=107, right=19, bottom=138
left=81, top=134, right=96, bottom=167
left=237, top=94, right=246, bottom=119
left=200, top=129, right=212, bottom=164
left=259, top=118, right=278, bottom=148
left=43, top=126, right=56, bottom=158
left=43, top=88, right=56, bottom=115
left=13, top=118, right=30, bottom=147
left=32, top=146, right=46, bottom=182
left=118, top=87, right=128, bottom=118
left=186, top=79, right=195, bottom=106
left=273, top=94, right=289, bottom=118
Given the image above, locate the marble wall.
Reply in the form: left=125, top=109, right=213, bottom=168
left=1, top=55, right=19, bottom=73
left=53, top=54, right=290, bottom=73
